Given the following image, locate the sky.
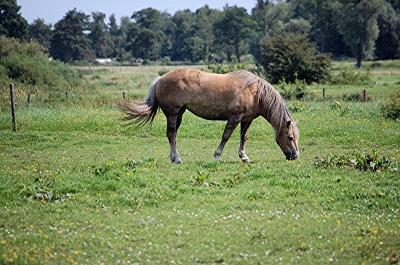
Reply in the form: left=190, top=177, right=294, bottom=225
left=17, top=0, right=257, bottom=26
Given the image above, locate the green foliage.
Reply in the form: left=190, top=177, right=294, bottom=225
left=314, top=149, right=397, bottom=172
left=28, top=18, right=52, bottom=51
left=0, top=36, right=83, bottom=91
left=341, top=92, right=363, bottom=102
left=330, top=68, right=372, bottom=85
left=259, top=33, right=331, bottom=84
left=337, top=0, right=387, bottom=68
left=0, top=0, right=28, bottom=40
left=50, top=8, right=91, bottom=63
left=207, top=54, right=248, bottom=74
left=277, top=76, right=309, bottom=100
left=381, top=91, right=400, bottom=121
left=213, top=5, right=256, bottom=59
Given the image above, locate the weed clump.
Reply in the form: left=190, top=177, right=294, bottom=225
left=381, top=92, right=400, bottom=121
left=314, top=149, right=397, bottom=172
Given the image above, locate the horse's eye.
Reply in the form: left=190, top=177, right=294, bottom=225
left=288, top=136, right=294, bottom=141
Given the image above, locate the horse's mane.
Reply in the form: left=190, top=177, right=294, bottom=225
left=227, top=70, right=293, bottom=134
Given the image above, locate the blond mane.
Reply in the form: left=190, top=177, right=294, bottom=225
left=227, top=70, right=293, bottom=135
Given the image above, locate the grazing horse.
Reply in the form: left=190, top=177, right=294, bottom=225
left=114, top=68, right=299, bottom=163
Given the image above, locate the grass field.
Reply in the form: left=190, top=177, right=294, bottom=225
left=0, top=63, right=399, bottom=264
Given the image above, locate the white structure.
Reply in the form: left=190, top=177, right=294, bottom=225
left=95, top=58, right=112, bottom=64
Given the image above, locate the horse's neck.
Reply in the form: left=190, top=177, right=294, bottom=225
left=260, top=98, right=291, bottom=135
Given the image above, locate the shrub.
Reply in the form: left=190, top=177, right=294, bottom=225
left=330, top=68, right=371, bottom=85
left=277, top=76, right=309, bottom=100
left=258, top=33, right=331, bottom=84
left=314, top=149, right=397, bottom=172
left=0, top=36, right=82, bottom=91
left=381, top=92, right=400, bottom=121
left=207, top=55, right=248, bottom=74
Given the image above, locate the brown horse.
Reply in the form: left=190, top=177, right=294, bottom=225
left=114, top=68, right=299, bottom=163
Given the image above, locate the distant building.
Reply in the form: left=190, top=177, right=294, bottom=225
left=95, top=58, right=112, bottom=64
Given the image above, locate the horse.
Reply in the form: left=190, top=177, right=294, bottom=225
left=114, top=68, right=299, bottom=163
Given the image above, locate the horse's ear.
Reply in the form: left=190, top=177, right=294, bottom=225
left=286, top=120, right=291, bottom=128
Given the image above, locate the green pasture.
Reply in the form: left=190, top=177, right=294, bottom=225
left=0, top=63, right=399, bottom=264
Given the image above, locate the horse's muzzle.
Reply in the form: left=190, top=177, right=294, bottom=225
left=285, top=151, right=299, bottom=160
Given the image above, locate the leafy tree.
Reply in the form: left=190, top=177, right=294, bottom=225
left=375, top=2, right=400, bottom=59
left=0, top=0, right=28, bottom=40
left=28, top=18, right=52, bottom=51
left=252, top=1, right=291, bottom=37
left=113, top=16, right=132, bottom=61
left=127, top=8, right=166, bottom=60
left=89, top=12, right=114, bottom=58
left=337, top=0, right=386, bottom=68
left=214, top=5, right=256, bottom=60
left=50, top=8, right=91, bottom=63
left=171, top=10, right=195, bottom=61
left=191, top=6, right=221, bottom=62
left=259, top=33, right=331, bottom=84
left=292, top=0, right=341, bottom=54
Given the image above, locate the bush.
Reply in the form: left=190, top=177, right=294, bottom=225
left=330, top=68, right=371, bottom=85
left=207, top=55, right=248, bottom=74
left=381, top=92, right=400, bottom=121
left=0, top=36, right=82, bottom=91
left=277, top=76, right=309, bottom=100
left=314, top=149, right=397, bottom=172
left=258, top=33, right=331, bottom=84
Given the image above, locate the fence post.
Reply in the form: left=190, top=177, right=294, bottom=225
left=66, top=91, right=69, bottom=101
left=9, top=84, right=17, bottom=132
left=123, top=91, right=126, bottom=101
left=27, top=93, right=31, bottom=105
left=363, top=89, right=367, bottom=102
left=323, top=88, right=326, bottom=100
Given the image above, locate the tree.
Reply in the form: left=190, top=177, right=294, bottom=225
left=171, top=10, right=194, bottom=61
left=190, top=5, right=221, bottom=62
left=50, top=9, right=91, bottom=63
left=214, top=5, right=256, bottom=60
left=259, top=33, right=331, bottom=84
left=337, top=0, right=386, bottom=68
left=28, top=18, right=52, bottom=51
left=89, top=12, right=114, bottom=58
left=292, top=0, right=341, bottom=53
left=375, top=2, right=400, bottom=59
left=127, top=8, right=166, bottom=60
left=0, top=0, right=28, bottom=40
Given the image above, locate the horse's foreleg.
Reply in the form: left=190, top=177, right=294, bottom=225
left=239, top=121, right=252, bottom=163
left=166, top=114, right=182, bottom=163
left=214, top=116, right=241, bottom=161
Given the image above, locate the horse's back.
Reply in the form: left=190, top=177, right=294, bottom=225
left=155, top=68, right=258, bottom=120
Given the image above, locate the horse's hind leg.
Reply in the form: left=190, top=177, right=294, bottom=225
left=239, top=121, right=252, bottom=163
left=166, top=108, right=186, bottom=163
left=214, top=116, right=241, bottom=161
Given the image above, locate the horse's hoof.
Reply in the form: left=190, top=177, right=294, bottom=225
left=214, top=155, right=221, bottom=162
left=171, top=157, right=182, bottom=164
left=242, top=158, right=251, bottom=163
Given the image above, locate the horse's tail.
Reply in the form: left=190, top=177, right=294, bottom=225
left=114, top=76, right=161, bottom=127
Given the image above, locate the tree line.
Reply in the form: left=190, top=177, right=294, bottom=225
left=1, top=0, right=400, bottom=68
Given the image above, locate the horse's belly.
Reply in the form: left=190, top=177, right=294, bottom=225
left=186, top=104, right=230, bottom=120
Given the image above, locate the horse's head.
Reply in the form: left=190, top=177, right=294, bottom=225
left=276, top=120, right=299, bottom=160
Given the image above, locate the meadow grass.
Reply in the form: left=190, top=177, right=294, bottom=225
left=0, top=63, right=399, bottom=264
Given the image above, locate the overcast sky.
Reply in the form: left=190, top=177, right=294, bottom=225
left=18, top=0, right=257, bottom=25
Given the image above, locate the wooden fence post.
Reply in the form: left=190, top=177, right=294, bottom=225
left=323, top=88, right=326, bottom=100
left=66, top=91, right=69, bottom=101
left=363, top=89, right=367, bottom=102
left=9, top=84, right=17, bottom=132
left=123, top=91, right=126, bottom=101
left=27, top=93, right=31, bottom=105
